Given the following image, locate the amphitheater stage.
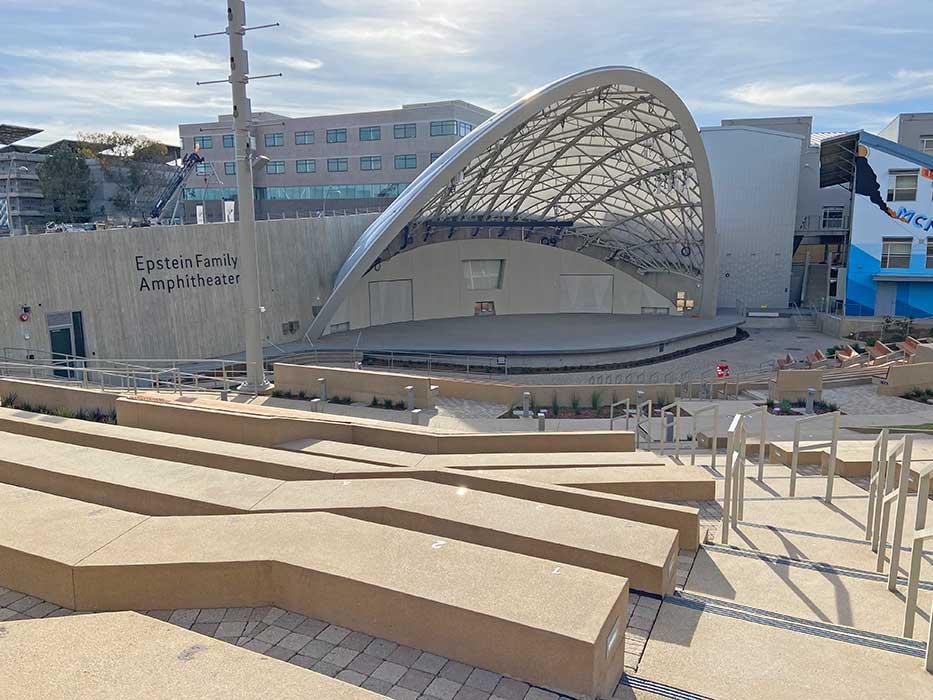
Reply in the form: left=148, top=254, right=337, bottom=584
left=312, top=313, right=745, bottom=372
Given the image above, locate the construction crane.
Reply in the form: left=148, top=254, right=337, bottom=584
left=148, top=147, right=205, bottom=224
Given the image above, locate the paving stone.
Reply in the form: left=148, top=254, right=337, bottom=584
left=278, top=632, right=314, bottom=652
left=43, top=608, right=74, bottom=618
left=240, top=639, right=272, bottom=654
left=425, top=677, right=462, bottom=700
left=348, top=652, right=384, bottom=676
left=439, top=660, right=474, bottom=684
left=397, top=668, right=434, bottom=693
left=24, top=602, right=59, bottom=618
left=312, top=660, right=342, bottom=677
left=454, top=687, right=491, bottom=700
left=364, top=637, right=399, bottom=659
left=8, top=596, right=41, bottom=613
left=339, top=631, right=373, bottom=652
left=1, top=612, right=28, bottom=621
left=372, top=661, right=408, bottom=684
left=294, top=618, right=329, bottom=638
left=524, top=690, right=559, bottom=700
left=298, top=639, right=335, bottom=660
left=0, top=609, right=19, bottom=621
left=336, top=670, right=368, bottom=686
left=413, top=652, right=448, bottom=674
left=321, top=646, right=359, bottom=669
left=361, top=677, right=394, bottom=694
left=215, top=621, right=247, bottom=638
left=492, top=678, right=530, bottom=700
left=147, top=610, right=173, bottom=622
left=195, top=608, right=226, bottom=624
left=254, top=625, right=289, bottom=645
left=388, top=644, right=422, bottom=666
left=274, top=611, right=306, bottom=630
left=249, top=606, right=271, bottom=621
left=243, top=620, right=266, bottom=636
left=167, top=609, right=200, bottom=628
left=0, top=586, right=8, bottom=596
left=191, top=623, right=219, bottom=637
left=262, top=607, right=287, bottom=625
left=262, top=645, right=293, bottom=661
left=222, top=607, right=253, bottom=622
left=0, top=591, right=25, bottom=607
left=317, top=624, right=352, bottom=644
left=387, top=687, right=420, bottom=700
left=465, top=669, right=501, bottom=692
left=289, top=654, right=317, bottom=670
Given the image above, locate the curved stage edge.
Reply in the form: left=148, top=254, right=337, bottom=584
left=311, top=314, right=747, bottom=374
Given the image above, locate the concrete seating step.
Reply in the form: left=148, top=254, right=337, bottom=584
left=0, top=611, right=382, bottom=700
left=0, top=410, right=703, bottom=551
left=464, top=465, right=716, bottom=502
left=0, top=433, right=679, bottom=594
left=0, top=483, right=628, bottom=697
left=117, top=395, right=636, bottom=454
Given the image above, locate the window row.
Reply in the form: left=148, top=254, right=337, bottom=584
left=196, top=155, right=429, bottom=176
left=182, top=182, right=410, bottom=202
left=189, top=120, right=475, bottom=151
left=880, top=236, right=933, bottom=269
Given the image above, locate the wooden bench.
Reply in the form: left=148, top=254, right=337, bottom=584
left=0, top=483, right=629, bottom=697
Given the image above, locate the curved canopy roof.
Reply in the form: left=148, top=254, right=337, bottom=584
left=308, top=66, right=717, bottom=339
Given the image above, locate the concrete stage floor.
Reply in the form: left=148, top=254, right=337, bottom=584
left=315, top=314, right=743, bottom=356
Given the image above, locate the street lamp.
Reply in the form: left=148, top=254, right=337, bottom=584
left=321, top=187, right=342, bottom=217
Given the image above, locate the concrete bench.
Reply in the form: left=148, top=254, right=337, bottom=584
left=768, top=369, right=823, bottom=403
left=873, top=361, right=933, bottom=396
left=0, top=611, right=383, bottom=699
left=273, top=363, right=436, bottom=409
left=117, top=396, right=637, bottom=453
left=0, top=483, right=629, bottom=697
left=0, top=407, right=701, bottom=550
left=467, top=465, right=716, bottom=502
left=0, top=433, right=678, bottom=594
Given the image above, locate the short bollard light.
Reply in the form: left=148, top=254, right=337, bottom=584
left=411, top=408, right=422, bottom=425
left=522, top=391, right=531, bottom=418
left=806, top=387, right=814, bottom=414
left=537, top=410, right=547, bottom=432
left=406, top=385, right=415, bottom=410
left=317, top=377, right=327, bottom=402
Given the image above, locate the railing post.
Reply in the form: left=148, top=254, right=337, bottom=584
left=221, top=364, right=229, bottom=401
left=737, top=419, right=747, bottom=520
left=790, top=421, right=801, bottom=497
left=903, top=466, right=931, bottom=638
left=722, top=416, right=739, bottom=545
left=758, top=407, right=766, bottom=481
left=824, top=412, right=840, bottom=502
left=887, top=435, right=913, bottom=592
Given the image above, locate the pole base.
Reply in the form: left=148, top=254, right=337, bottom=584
left=236, top=379, right=273, bottom=396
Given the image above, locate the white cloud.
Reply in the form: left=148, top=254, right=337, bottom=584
left=271, top=57, right=324, bottom=72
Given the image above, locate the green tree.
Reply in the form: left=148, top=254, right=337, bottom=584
left=36, top=146, right=92, bottom=223
left=79, top=131, right=172, bottom=223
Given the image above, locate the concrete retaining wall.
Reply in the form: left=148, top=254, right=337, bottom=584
left=274, top=363, right=434, bottom=408
left=0, top=378, right=117, bottom=416
left=875, top=361, right=933, bottom=396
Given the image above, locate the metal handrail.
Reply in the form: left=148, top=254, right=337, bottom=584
left=722, top=413, right=746, bottom=544
left=903, top=460, right=933, bottom=640
left=688, top=404, right=719, bottom=471
left=789, top=411, right=840, bottom=500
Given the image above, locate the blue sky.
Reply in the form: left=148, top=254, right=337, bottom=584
left=2, top=0, right=931, bottom=147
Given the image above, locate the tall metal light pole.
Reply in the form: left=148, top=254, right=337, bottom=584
left=197, top=0, right=279, bottom=393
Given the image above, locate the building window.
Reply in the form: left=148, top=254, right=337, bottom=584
left=326, top=129, right=347, bottom=144
left=329, top=322, right=350, bottom=333
left=296, top=159, right=316, bottom=173
left=459, top=121, right=473, bottom=137
left=430, top=120, right=457, bottom=137
left=193, top=135, right=213, bottom=149
left=327, top=158, right=348, bottom=172
left=394, top=154, right=417, bottom=169
left=360, top=156, right=382, bottom=171
left=474, top=301, right=496, bottom=316
left=463, top=259, right=503, bottom=290
left=295, top=130, right=315, bottom=145
left=265, top=160, right=286, bottom=175
left=881, top=237, right=912, bottom=269
left=887, top=171, right=918, bottom=202
left=430, top=152, right=442, bottom=162
left=927, top=238, right=933, bottom=268
left=264, top=132, right=284, bottom=147
left=223, top=161, right=236, bottom=175
left=195, top=162, right=213, bottom=175
left=222, top=134, right=234, bottom=149
left=920, top=136, right=933, bottom=155
left=394, top=123, right=416, bottom=139
left=359, top=126, right=381, bottom=141
left=821, top=207, right=845, bottom=229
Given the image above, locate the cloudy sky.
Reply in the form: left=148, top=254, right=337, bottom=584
left=2, top=0, right=930, bottom=147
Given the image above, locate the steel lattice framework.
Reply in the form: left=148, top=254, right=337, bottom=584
left=307, top=67, right=717, bottom=340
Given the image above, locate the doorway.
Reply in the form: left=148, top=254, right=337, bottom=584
left=47, top=311, right=86, bottom=378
